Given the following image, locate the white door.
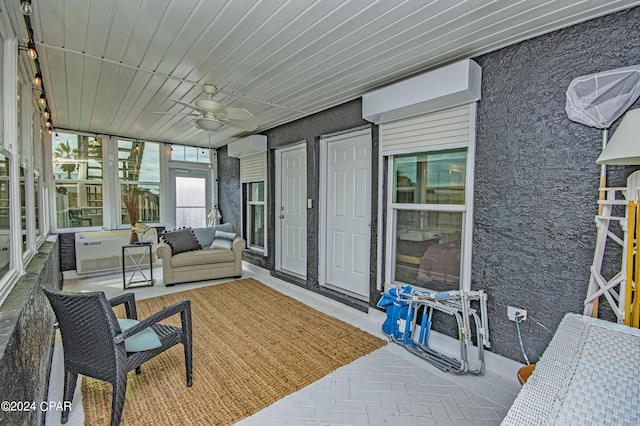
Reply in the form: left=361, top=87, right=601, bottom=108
left=323, top=131, right=371, bottom=298
left=278, top=145, right=307, bottom=276
left=169, top=168, right=212, bottom=229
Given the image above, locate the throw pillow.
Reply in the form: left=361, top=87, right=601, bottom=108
left=117, top=318, right=162, bottom=352
left=160, top=227, right=201, bottom=254
left=192, top=223, right=234, bottom=247
left=210, top=230, right=236, bottom=250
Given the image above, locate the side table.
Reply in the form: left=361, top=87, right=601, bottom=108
left=122, top=242, right=155, bottom=289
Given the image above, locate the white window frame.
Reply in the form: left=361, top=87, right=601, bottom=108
left=116, top=139, right=162, bottom=229
left=246, top=181, right=266, bottom=253
left=383, top=104, right=477, bottom=292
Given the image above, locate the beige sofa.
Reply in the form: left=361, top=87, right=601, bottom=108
left=156, top=236, right=246, bottom=286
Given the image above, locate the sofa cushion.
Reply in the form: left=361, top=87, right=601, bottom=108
left=170, top=247, right=236, bottom=268
left=210, top=230, right=236, bottom=250
left=192, top=223, right=234, bottom=248
left=160, top=227, right=201, bottom=255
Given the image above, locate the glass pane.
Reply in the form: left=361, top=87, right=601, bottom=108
left=175, top=177, right=206, bottom=228
left=249, top=204, right=265, bottom=249
left=184, top=147, right=198, bottom=162
left=53, top=133, right=103, bottom=180
left=55, top=183, right=103, bottom=228
left=19, top=166, right=25, bottom=230
left=249, top=182, right=264, bottom=201
left=0, top=153, right=9, bottom=277
left=393, top=149, right=466, bottom=204
left=34, top=179, right=40, bottom=236
left=121, top=184, right=160, bottom=225
left=199, top=148, right=210, bottom=162
left=19, top=166, right=25, bottom=252
left=118, top=140, right=160, bottom=182
left=171, top=144, right=211, bottom=164
left=171, top=145, right=185, bottom=161
left=394, top=209, right=463, bottom=290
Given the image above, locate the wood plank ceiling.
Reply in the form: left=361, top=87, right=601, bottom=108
left=15, top=0, right=640, bottom=148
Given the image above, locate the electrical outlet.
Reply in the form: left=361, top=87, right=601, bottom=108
left=507, top=306, right=527, bottom=321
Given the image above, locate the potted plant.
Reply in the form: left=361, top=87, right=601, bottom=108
left=122, top=186, right=139, bottom=244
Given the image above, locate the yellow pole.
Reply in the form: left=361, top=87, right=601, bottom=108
left=625, top=200, right=635, bottom=326
left=633, top=200, right=640, bottom=328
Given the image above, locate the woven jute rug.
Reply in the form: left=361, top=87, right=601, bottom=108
left=82, top=278, right=386, bottom=425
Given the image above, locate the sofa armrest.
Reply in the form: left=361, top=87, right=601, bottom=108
left=232, top=237, right=246, bottom=253
left=156, top=242, right=172, bottom=261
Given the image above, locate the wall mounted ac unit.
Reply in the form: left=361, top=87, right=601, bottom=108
left=227, top=135, right=267, bottom=158
left=362, top=59, right=482, bottom=123
left=75, top=229, right=157, bottom=274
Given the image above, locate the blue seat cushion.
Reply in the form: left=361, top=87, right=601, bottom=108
left=117, top=318, right=162, bottom=352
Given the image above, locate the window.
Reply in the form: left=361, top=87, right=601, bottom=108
left=19, top=165, right=26, bottom=252
left=53, top=133, right=104, bottom=228
left=118, top=140, right=160, bottom=226
left=171, top=144, right=210, bottom=163
left=247, top=182, right=265, bottom=251
left=33, top=175, right=39, bottom=237
left=175, top=176, right=207, bottom=228
left=0, top=152, right=9, bottom=280
left=390, top=149, right=468, bottom=290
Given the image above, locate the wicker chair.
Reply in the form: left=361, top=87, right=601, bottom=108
left=42, top=287, right=193, bottom=426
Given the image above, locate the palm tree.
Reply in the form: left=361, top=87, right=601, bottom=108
left=53, top=140, right=78, bottom=179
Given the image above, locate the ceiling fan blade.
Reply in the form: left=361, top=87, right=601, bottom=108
left=169, top=98, right=204, bottom=113
left=222, top=107, right=254, bottom=121
left=225, top=119, right=258, bottom=131
left=151, top=111, right=200, bottom=116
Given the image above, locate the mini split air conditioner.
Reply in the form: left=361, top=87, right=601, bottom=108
left=75, top=229, right=158, bottom=274
left=227, top=135, right=267, bottom=158
left=362, top=59, right=482, bottom=123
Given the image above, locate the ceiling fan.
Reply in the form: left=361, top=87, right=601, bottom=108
left=156, top=84, right=257, bottom=132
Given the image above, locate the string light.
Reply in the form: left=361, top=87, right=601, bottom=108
left=43, top=108, right=50, bottom=119
left=47, top=128, right=52, bottom=135
left=55, top=132, right=60, bottom=141
left=20, top=1, right=32, bottom=16
left=27, top=42, right=37, bottom=60
left=38, top=93, right=46, bottom=106
left=33, top=72, right=41, bottom=87
left=45, top=119, right=52, bottom=128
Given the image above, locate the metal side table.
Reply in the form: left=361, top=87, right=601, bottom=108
left=122, top=242, right=155, bottom=289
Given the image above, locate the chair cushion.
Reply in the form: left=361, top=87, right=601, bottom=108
left=192, top=223, right=234, bottom=248
left=117, top=319, right=162, bottom=352
left=210, top=231, right=236, bottom=250
left=160, top=227, right=201, bottom=254
left=170, top=247, right=236, bottom=267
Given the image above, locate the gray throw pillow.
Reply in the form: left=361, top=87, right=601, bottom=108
left=210, top=230, right=236, bottom=250
left=192, top=223, right=234, bottom=247
left=160, top=227, right=201, bottom=255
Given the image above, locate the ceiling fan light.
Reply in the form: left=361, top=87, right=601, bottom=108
left=194, top=117, right=223, bottom=132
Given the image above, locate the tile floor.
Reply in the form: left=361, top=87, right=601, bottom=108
left=45, top=263, right=522, bottom=425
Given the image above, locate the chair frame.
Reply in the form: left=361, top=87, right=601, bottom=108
left=42, top=287, right=192, bottom=426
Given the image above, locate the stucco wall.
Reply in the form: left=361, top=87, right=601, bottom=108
left=0, top=239, right=62, bottom=425
left=472, top=6, right=640, bottom=362
left=217, top=145, right=242, bottom=235
left=217, top=7, right=640, bottom=361
left=228, top=99, right=378, bottom=310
